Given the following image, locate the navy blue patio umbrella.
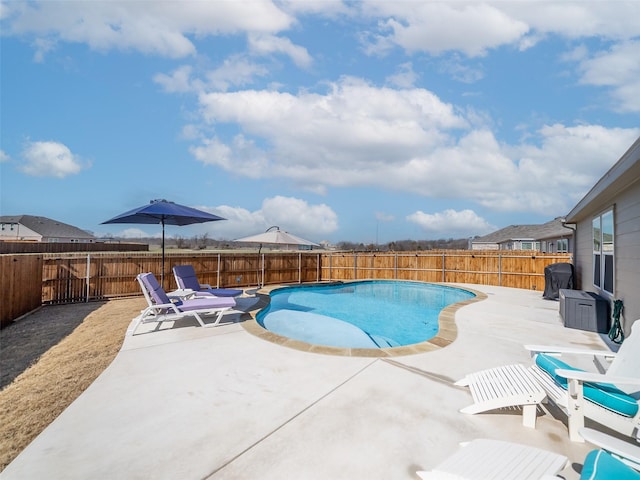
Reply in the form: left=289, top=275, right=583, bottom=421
left=102, top=199, right=226, bottom=284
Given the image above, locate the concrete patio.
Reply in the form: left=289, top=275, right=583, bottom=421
left=0, top=284, right=618, bottom=479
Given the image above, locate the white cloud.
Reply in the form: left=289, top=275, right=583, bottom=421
left=194, top=77, right=467, bottom=192
left=4, top=1, right=293, bottom=59
left=153, top=65, right=198, bottom=93
left=189, top=76, right=639, bottom=217
left=278, top=0, right=352, bottom=17
left=360, top=1, right=640, bottom=57
left=361, top=2, right=529, bottom=57
left=154, top=57, right=271, bottom=94
left=386, top=62, right=418, bottom=88
left=206, top=56, right=270, bottom=91
left=437, top=55, right=484, bottom=84
left=502, top=2, right=640, bottom=40
left=0, top=150, right=10, bottom=163
left=189, top=196, right=338, bottom=241
left=116, top=227, right=155, bottom=239
left=261, top=196, right=338, bottom=235
left=575, top=41, right=640, bottom=113
left=248, top=34, right=312, bottom=68
left=407, top=209, right=495, bottom=237
left=20, top=141, right=88, bottom=178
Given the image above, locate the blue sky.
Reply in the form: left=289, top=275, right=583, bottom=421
left=1, top=1, right=639, bottom=245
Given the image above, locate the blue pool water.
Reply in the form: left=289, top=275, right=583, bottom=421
left=257, top=281, right=475, bottom=349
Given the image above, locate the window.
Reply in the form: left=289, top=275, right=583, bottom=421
left=593, top=209, right=614, bottom=294
left=557, top=239, right=568, bottom=253
left=519, top=241, right=540, bottom=251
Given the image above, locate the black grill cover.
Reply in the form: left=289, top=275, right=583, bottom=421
left=543, top=263, right=575, bottom=300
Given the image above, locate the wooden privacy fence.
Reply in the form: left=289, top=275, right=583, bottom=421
left=40, top=251, right=321, bottom=305
left=1, top=250, right=572, bottom=326
left=0, top=255, right=43, bottom=327
left=322, top=251, right=573, bottom=291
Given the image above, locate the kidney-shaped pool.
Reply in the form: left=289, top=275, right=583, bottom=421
left=256, top=281, right=476, bottom=349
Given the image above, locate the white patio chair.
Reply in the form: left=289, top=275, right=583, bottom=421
left=525, top=320, right=640, bottom=442
left=416, top=429, right=640, bottom=479
left=416, top=438, right=568, bottom=479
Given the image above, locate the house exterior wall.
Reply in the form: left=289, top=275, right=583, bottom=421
left=471, top=242, right=499, bottom=250
left=573, top=180, right=640, bottom=337
left=539, top=237, right=572, bottom=253
left=0, top=223, right=42, bottom=241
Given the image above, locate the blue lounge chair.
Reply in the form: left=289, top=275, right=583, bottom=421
left=132, top=272, right=236, bottom=334
left=172, top=265, right=242, bottom=297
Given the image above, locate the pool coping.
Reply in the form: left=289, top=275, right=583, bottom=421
left=239, top=281, right=488, bottom=357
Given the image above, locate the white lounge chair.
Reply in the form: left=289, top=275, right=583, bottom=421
left=415, top=438, right=568, bottom=479
left=455, top=363, right=546, bottom=428
left=525, top=321, right=640, bottom=442
left=416, top=430, right=640, bottom=480
left=131, top=272, right=236, bottom=334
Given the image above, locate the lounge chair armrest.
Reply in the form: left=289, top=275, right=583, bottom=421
left=200, top=283, right=212, bottom=289
left=579, top=428, right=640, bottom=468
left=555, top=369, right=640, bottom=386
left=524, top=344, right=616, bottom=359
left=149, top=302, right=181, bottom=312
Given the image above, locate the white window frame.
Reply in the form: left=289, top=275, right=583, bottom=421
left=593, top=208, right=614, bottom=295
left=557, top=238, right=568, bottom=253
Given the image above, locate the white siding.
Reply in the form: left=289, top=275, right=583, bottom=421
left=0, top=224, right=41, bottom=241
left=574, top=181, right=640, bottom=337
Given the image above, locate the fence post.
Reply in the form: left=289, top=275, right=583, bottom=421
left=316, top=253, right=320, bottom=282
left=353, top=252, right=357, bottom=280
left=298, top=252, right=302, bottom=284
left=394, top=252, right=397, bottom=279
left=85, top=254, right=91, bottom=302
left=217, top=253, right=221, bottom=288
left=498, top=253, right=502, bottom=286
left=442, top=252, right=445, bottom=282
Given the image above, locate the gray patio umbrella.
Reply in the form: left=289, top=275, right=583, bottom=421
left=234, top=226, right=319, bottom=254
left=102, top=199, right=226, bottom=284
left=234, top=226, right=319, bottom=287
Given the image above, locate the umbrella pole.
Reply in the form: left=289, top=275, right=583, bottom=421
left=161, top=218, right=165, bottom=287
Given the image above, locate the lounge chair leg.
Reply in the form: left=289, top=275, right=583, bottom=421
left=523, top=404, right=537, bottom=428
left=567, top=378, right=585, bottom=442
left=192, top=312, right=207, bottom=328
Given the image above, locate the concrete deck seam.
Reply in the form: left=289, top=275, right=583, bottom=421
left=203, top=358, right=380, bottom=479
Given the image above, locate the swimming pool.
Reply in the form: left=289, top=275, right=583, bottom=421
left=256, top=281, right=476, bottom=349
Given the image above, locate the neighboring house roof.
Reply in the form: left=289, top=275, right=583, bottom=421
left=566, top=136, right=640, bottom=223
left=473, top=217, right=572, bottom=244
left=0, top=215, right=95, bottom=240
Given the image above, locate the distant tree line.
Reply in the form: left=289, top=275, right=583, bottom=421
left=334, top=238, right=470, bottom=251
left=100, top=234, right=471, bottom=251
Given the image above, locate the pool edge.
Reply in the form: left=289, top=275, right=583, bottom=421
left=239, top=282, right=488, bottom=357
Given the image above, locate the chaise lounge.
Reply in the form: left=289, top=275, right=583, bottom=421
left=172, top=264, right=243, bottom=298
left=131, top=272, right=236, bottom=334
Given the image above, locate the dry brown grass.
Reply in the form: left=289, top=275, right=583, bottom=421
left=0, top=297, right=146, bottom=471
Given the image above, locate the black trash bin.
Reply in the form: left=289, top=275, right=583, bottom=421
left=543, top=262, right=575, bottom=300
